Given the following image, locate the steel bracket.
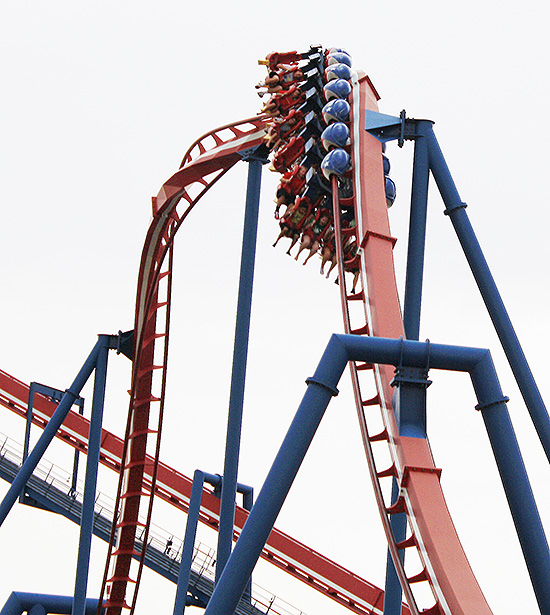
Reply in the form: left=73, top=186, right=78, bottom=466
left=365, top=109, right=432, bottom=147
left=391, top=365, right=432, bottom=390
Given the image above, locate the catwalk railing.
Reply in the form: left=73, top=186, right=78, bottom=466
left=0, top=368, right=392, bottom=615
left=0, top=433, right=309, bottom=615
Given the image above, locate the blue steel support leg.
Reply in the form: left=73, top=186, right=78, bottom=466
left=470, top=356, right=550, bottom=615
left=21, top=384, right=37, bottom=504
left=23, top=384, right=83, bottom=498
left=241, top=486, right=254, bottom=604
left=205, top=333, right=550, bottom=615
left=205, top=336, right=349, bottom=615
left=383, top=478, right=406, bottom=615
left=69, top=399, right=85, bottom=497
left=73, top=336, right=112, bottom=615
left=402, top=123, right=431, bottom=341
left=0, top=338, right=104, bottom=526
left=173, top=470, right=205, bottom=615
left=384, top=129, right=430, bottom=615
left=23, top=384, right=37, bottom=466
left=216, top=157, right=264, bottom=583
left=384, top=361, right=430, bottom=615
left=424, top=125, right=550, bottom=464
left=1, top=593, right=101, bottom=615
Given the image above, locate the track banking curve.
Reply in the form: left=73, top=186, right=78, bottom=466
left=102, top=117, right=271, bottom=613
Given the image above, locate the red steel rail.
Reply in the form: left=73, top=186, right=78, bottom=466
left=0, top=366, right=397, bottom=615
left=103, top=116, right=275, bottom=614
left=0, top=63, right=495, bottom=615
left=333, top=71, right=492, bottom=615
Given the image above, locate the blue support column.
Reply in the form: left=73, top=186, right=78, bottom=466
left=73, top=336, right=113, bottom=615
left=424, top=125, right=550, bottom=464
left=240, top=485, right=254, bottom=604
left=216, top=155, right=265, bottom=583
left=23, top=384, right=40, bottom=467
left=366, top=111, right=550, bottom=464
left=386, top=123, right=431, bottom=615
left=69, top=398, right=85, bottom=497
left=23, top=384, right=84, bottom=501
left=469, top=353, right=550, bottom=615
left=24, top=384, right=64, bottom=466
left=382, top=479, right=406, bottom=615
left=0, top=339, right=104, bottom=526
left=173, top=470, right=205, bottom=615
left=204, top=334, right=550, bottom=615
left=384, top=358, right=431, bottom=615
left=205, top=336, right=349, bottom=615
left=402, top=122, right=431, bottom=341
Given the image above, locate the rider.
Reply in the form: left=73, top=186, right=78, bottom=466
left=295, top=209, right=332, bottom=264
left=274, top=165, right=308, bottom=219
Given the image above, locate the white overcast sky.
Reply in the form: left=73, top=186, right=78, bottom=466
left=1, top=2, right=549, bottom=615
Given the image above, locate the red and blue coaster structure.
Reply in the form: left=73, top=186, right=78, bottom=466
left=0, top=45, right=550, bottom=615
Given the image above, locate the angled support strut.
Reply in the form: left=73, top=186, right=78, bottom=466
left=365, top=110, right=550, bottom=465
left=204, top=334, right=550, bottom=615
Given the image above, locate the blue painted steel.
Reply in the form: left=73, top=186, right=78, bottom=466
left=0, top=593, right=101, bottom=615
left=204, top=334, right=550, bottom=615
left=384, top=358, right=430, bottom=614
left=202, top=472, right=222, bottom=488
left=201, top=472, right=253, bottom=512
left=24, top=384, right=59, bottom=467
left=69, top=399, right=85, bottom=497
left=240, top=483, right=253, bottom=512
left=364, top=110, right=402, bottom=143
left=384, top=360, right=430, bottom=615
left=24, top=384, right=85, bottom=500
left=364, top=112, right=550, bottom=462
left=402, top=123, right=431, bottom=341
left=468, top=351, right=550, bottom=615
left=216, top=157, right=264, bottom=584
left=0, top=339, right=105, bottom=526
left=423, top=126, right=550, bottom=465
left=174, top=470, right=205, bottom=615
left=23, top=383, right=84, bottom=495
left=383, top=479, right=406, bottom=615
left=205, top=336, right=348, bottom=615
left=72, top=337, right=111, bottom=615
left=28, top=605, right=46, bottom=615
left=392, top=364, right=431, bottom=439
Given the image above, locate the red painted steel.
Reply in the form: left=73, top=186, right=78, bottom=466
left=0, top=367, right=403, bottom=615
left=0, top=61, right=495, bottom=615
left=103, top=117, right=271, bottom=614
left=338, top=71, right=493, bottom=614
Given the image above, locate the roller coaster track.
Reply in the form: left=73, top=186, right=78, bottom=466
left=0, top=368, right=396, bottom=615
left=0, top=68, right=497, bottom=615
left=102, top=116, right=275, bottom=614
left=0, top=107, right=405, bottom=615
left=329, top=72, right=493, bottom=614
left=0, top=433, right=307, bottom=615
